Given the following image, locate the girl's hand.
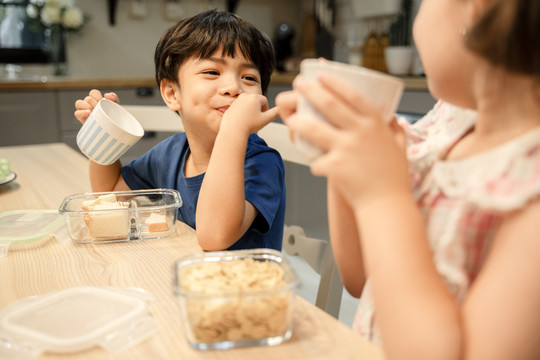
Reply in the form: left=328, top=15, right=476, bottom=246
left=74, top=89, right=120, bottom=124
left=276, top=77, right=301, bottom=143
left=222, top=93, right=279, bottom=136
left=287, top=74, right=410, bottom=209
left=276, top=86, right=299, bottom=120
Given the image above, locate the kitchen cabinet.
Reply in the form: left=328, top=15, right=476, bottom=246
left=0, top=91, right=59, bottom=146
left=397, top=89, right=437, bottom=119
left=0, top=86, right=177, bottom=162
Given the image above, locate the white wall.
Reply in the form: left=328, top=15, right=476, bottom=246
left=41, top=0, right=302, bottom=78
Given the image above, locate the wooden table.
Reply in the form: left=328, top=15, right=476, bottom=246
left=0, top=143, right=384, bottom=360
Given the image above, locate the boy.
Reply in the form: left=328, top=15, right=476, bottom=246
left=74, top=10, right=286, bottom=251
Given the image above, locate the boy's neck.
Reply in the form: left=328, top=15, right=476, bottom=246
left=184, top=153, right=205, bottom=177
left=184, top=135, right=214, bottom=177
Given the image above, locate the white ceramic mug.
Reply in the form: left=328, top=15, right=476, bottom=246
left=296, top=59, right=405, bottom=160
left=384, top=46, right=414, bottom=75
left=76, top=99, right=144, bottom=165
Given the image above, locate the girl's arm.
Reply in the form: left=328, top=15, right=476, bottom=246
left=327, top=180, right=366, bottom=297
left=460, top=198, right=540, bottom=359
left=276, top=87, right=367, bottom=295
left=355, top=193, right=462, bottom=360
left=359, top=193, right=540, bottom=360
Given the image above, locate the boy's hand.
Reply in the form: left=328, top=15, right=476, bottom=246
left=74, top=89, right=120, bottom=124
left=222, top=93, right=279, bottom=136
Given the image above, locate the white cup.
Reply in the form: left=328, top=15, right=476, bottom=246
left=296, top=58, right=404, bottom=160
left=384, top=46, right=414, bottom=75
left=76, top=99, right=144, bottom=165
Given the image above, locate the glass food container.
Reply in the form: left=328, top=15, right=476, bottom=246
left=173, top=249, right=300, bottom=350
left=0, top=287, right=157, bottom=358
left=58, top=189, right=182, bottom=243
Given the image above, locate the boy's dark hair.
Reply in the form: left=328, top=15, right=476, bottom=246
left=154, top=10, right=276, bottom=95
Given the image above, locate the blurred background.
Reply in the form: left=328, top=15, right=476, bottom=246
left=0, top=0, right=423, bottom=78
left=0, top=0, right=437, bottom=327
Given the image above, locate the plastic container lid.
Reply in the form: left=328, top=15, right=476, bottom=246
left=0, top=287, right=157, bottom=359
left=0, top=210, right=68, bottom=258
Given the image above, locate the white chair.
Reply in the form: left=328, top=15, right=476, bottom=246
left=123, top=105, right=344, bottom=318
left=123, top=105, right=184, bottom=133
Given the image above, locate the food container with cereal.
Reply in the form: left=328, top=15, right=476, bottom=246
left=173, top=249, right=300, bottom=350
left=58, top=189, right=182, bottom=243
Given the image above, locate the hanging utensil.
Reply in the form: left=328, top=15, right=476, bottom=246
left=227, top=0, right=240, bottom=13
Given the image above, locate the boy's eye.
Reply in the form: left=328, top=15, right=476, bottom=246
left=203, top=70, right=219, bottom=75
left=243, top=75, right=259, bottom=83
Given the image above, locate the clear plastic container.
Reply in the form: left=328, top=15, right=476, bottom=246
left=58, top=189, right=182, bottom=243
left=0, top=287, right=157, bottom=359
left=0, top=209, right=68, bottom=258
left=173, top=249, right=300, bottom=350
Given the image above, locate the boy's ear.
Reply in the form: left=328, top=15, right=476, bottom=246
left=160, top=79, right=182, bottom=111
left=468, top=0, right=490, bottom=22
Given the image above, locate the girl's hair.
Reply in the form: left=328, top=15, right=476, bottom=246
left=465, top=0, right=539, bottom=76
left=154, top=10, right=275, bottom=95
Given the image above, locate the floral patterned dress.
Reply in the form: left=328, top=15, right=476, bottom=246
left=353, top=101, right=540, bottom=343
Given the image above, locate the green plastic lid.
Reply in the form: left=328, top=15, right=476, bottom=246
left=0, top=209, right=67, bottom=258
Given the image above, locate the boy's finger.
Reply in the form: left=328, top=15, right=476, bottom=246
left=88, top=89, right=103, bottom=100
left=104, top=92, right=120, bottom=104
left=75, top=99, right=89, bottom=110
left=74, top=109, right=91, bottom=123
left=262, top=106, right=280, bottom=122
left=83, top=95, right=99, bottom=109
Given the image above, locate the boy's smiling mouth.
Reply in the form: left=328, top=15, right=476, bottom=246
left=216, top=105, right=231, bottom=113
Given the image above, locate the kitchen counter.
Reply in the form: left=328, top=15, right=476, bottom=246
left=0, top=76, right=158, bottom=91
left=0, top=72, right=428, bottom=92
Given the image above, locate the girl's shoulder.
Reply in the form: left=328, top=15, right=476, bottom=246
left=404, top=101, right=477, bottom=181
left=405, top=101, right=540, bottom=211
left=463, top=127, right=540, bottom=210
left=401, top=101, right=477, bottom=149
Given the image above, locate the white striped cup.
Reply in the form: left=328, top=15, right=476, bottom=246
left=76, top=99, right=144, bottom=165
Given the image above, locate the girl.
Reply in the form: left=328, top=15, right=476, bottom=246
left=276, top=0, right=540, bottom=359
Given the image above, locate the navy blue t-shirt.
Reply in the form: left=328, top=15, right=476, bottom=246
left=121, top=132, right=286, bottom=251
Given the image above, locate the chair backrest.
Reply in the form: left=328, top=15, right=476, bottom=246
left=124, top=105, right=183, bottom=132
left=124, top=105, right=343, bottom=318
left=257, top=122, right=310, bottom=166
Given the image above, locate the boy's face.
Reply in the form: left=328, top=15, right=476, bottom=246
left=168, top=47, right=263, bottom=141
